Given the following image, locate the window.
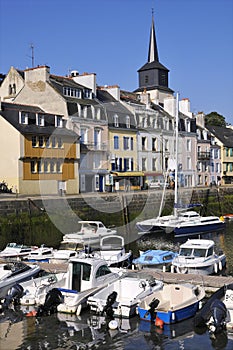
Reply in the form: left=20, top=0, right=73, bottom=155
left=152, top=158, right=156, bottom=171
left=57, top=137, right=63, bottom=148
left=44, top=160, right=49, bottom=173
left=51, top=137, right=56, bottom=148
left=114, top=115, right=119, bottom=127
left=9, top=83, right=16, bottom=95
left=124, top=158, right=130, bottom=171
left=31, top=161, right=36, bottom=173
left=37, top=114, right=45, bottom=126
left=63, top=86, right=81, bottom=98
left=32, top=136, right=37, bottom=147
left=130, top=137, right=133, bottom=150
left=187, top=139, right=191, bottom=152
left=55, top=116, right=63, bottom=128
left=152, top=138, right=157, bottom=151
left=186, top=120, right=191, bottom=132
left=145, top=75, right=149, bottom=83
left=94, top=129, right=101, bottom=149
left=19, top=111, right=28, bottom=124
left=80, top=128, right=88, bottom=144
left=114, top=136, right=119, bottom=149
left=126, top=116, right=130, bottom=128
left=123, top=137, right=130, bottom=150
left=50, top=160, right=55, bottom=173
left=142, top=137, right=146, bottom=151
left=38, top=136, right=44, bottom=147
left=142, top=158, right=147, bottom=171
left=37, top=160, right=42, bottom=173
left=84, top=89, right=91, bottom=98
left=57, top=160, right=62, bottom=173
left=187, top=157, right=191, bottom=170
left=45, top=137, right=50, bottom=148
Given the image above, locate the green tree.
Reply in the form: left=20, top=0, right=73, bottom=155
left=205, top=112, right=226, bottom=126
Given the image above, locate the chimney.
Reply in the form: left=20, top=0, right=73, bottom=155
left=24, top=65, right=50, bottom=83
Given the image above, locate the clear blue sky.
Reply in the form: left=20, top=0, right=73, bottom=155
left=0, top=0, right=233, bottom=125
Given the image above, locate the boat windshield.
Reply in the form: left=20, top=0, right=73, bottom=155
left=179, top=247, right=206, bottom=257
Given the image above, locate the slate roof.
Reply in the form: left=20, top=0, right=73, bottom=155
left=206, top=125, right=233, bottom=147
left=96, top=89, right=136, bottom=129
left=0, top=102, right=78, bottom=139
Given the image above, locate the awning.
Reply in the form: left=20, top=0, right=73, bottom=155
left=111, top=171, right=144, bottom=177
left=143, top=172, right=163, bottom=176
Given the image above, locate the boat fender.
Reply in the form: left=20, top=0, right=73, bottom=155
left=171, top=265, right=175, bottom=273
left=76, top=304, right=82, bottom=316
left=108, top=319, right=118, bottom=330
left=155, top=316, right=164, bottom=329
left=172, top=312, right=175, bottom=321
left=176, top=266, right=187, bottom=274
left=214, top=263, right=218, bottom=274
left=162, top=265, right=166, bottom=272
left=219, top=260, right=222, bottom=271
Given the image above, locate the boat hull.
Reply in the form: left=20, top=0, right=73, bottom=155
left=173, top=221, right=225, bottom=237
left=137, top=300, right=201, bottom=324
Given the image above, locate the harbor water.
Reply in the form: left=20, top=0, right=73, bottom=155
left=0, top=222, right=233, bottom=350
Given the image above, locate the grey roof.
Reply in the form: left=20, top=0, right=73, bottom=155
left=0, top=102, right=78, bottom=139
left=206, top=125, right=233, bottom=147
left=97, top=89, right=136, bottom=129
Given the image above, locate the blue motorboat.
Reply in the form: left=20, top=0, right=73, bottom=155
left=137, top=283, right=205, bottom=324
left=132, top=250, right=177, bottom=271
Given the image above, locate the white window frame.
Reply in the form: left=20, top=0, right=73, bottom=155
left=19, top=111, right=28, bottom=124
left=37, top=114, right=45, bottom=126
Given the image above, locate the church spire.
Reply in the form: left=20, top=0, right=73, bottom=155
left=148, top=9, right=159, bottom=63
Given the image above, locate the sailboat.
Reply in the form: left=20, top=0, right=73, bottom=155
left=136, top=94, right=225, bottom=237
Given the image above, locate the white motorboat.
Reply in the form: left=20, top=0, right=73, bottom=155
left=19, top=256, right=121, bottom=315
left=61, top=221, right=117, bottom=245
left=91, top=235, right=132, bottom=267
left=0, top=242, right=37, bottom=260
left=87, top=274, right=163, bottom=318
left=171, top=239, right=226, bottom=275
left=49, top=249, right=79, bottom=264
left=25, top=245, right=54, bottom=262
left=0, top=261, right=41, bottom=299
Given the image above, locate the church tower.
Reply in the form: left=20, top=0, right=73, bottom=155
left=134, top=11, right=174, bottom=106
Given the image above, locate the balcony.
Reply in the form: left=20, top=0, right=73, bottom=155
left=80, top=142, right=107, bottom=152
left=197, top=151, right=210, bottom=160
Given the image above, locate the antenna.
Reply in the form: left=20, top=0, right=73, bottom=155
left=30, top=43, right=34, bottom=67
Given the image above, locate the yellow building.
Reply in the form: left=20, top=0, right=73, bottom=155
left=0, top=102, right=79, bottom=195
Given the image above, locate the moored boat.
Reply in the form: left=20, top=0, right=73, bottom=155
left=87, top=274, right=163, bottom=318
left=0, top=261, right=41, bottom=299
left=61, top=221, right=117, bottom=245
left=171, top=239, right=226, bottom=275
left=132, top=249, right=177, bottom=272
left=25, top=245, right=54, bottom=262
left=0, top=242, right=37, bottom=260
left=137, top=282, right=205, bottom=324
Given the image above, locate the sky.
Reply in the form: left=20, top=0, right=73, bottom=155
left=0, top=0, right=233, bottom=125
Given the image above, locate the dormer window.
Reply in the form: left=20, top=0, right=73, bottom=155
left=55, top=116, right=63, bottom=128
left=37, top=114, right=45, bottom=126
left=19, top=111, right=28, bottom=125
left=84, top=89, right=91, bottom=99
left=63, top=86, right=81, bottom=98
left=114, top=115, right=119, bottom=127
left=126, top=115, right=130, bottom=128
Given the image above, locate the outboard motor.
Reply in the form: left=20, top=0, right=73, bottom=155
left=146, top=298, right=160, bottom=322
left=1, top=284, right=24, bottom=310
left=36, top=288, right=64, bottom=317
left=101, top=291, right=118, bottom=318
left=207, top=299, right=227, bottom=334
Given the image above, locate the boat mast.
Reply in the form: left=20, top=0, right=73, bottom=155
left=174, top=92, right=179, bottom=216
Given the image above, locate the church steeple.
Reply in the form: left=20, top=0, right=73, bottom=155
left=148, top=10, right=159, bottom=63
left=134, top=10, right=174, bottom=103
